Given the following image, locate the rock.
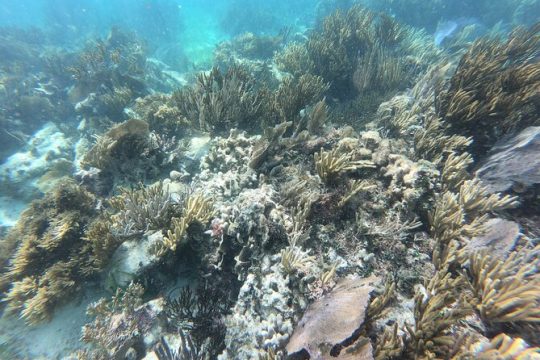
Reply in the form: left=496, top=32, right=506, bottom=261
left=286, top=276, right=379, bottom=359
left=169, top=170, right=183, bottom=181
left=462, top=218, right=521, bottom=258
left=105, top=231, right=163, bottom=289
left=476, top=126, right=540, bottom=192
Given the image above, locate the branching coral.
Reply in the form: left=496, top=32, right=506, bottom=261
left=439, top=23, right=540, bottom=153
left=1, top=180, right=100, bottom=324
left=314, top=147, right=375, bottom=185
left=157, top=193, right=214, bottom=256
left=466, top=333, right=540, bottom=359
left=280, top=245, right=315, bottom=275
left=429, top=148, right=518, bottom=269
left=465, top=246, right=540, bottom=325
left=109, top=181, right=179, bottom=236
left=172, top=66, right=267, bottom=135
left=404, top=270, right=472, bottom=359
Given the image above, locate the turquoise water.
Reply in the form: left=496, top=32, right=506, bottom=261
left=0, top=0, right=539, bottom=359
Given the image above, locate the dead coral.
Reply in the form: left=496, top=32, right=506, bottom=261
left=286, top=276, right=380, bottom=359
left=81, top=283, right=146, bottom=359
left=439, top=23, right=540, bottom=153
left=82, top=119, right=153, bottom=175
left=133, top=93, right=189, bottom=136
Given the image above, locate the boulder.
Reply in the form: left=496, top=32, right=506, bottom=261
left=476, top=127, right=540, bottom=193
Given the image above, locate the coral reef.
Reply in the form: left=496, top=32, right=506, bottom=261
left=172, top=66, right=268, bottom=135
left=0, top=181, right=110, bottom=324
left=2, top=3, right=540, bottom=360
left=439, top=23, right=540, bottom=154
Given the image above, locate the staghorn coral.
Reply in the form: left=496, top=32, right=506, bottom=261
left=462, top=333, right=540, bottom=359
left=429, top=148, right=518, bottom=269
left=280, top=245, right=316, bottom=275
left=439, top=23, right=540, bottom=154
left=404, top=269, right=472, bottom=359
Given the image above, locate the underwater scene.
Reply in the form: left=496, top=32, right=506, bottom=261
left=0, top=0, right=539, bottom=358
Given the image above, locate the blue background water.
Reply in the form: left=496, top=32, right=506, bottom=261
left=0, top=0, right=321, bottom=67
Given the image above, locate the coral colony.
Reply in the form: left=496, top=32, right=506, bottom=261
left=0, top=1, right=539, bottom=359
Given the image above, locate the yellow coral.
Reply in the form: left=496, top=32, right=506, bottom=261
left=467, top=246, right=540, bottom=324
